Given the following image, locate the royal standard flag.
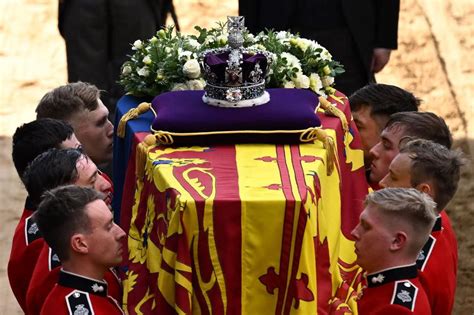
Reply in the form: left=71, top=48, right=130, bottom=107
left=122, top=92, right=368, bottom=314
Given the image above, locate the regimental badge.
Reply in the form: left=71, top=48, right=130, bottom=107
left=91, top=283, right=104, bottom=293
left=73, top=304, right=89, bottom=315
left=66, top=290, right=93, bottom=315
left=397, top=290, right=412, bottom=303
left=391, top=280, right=418, bottom=311
left=28, top=222, right=38, bottom=234
left=49, top=247, right=62, bottom=270
left=416, top=235, right=436, bottom=271
left=371, top=273, right=385, bottom=284
left=25, top=216, right=42, bottom=245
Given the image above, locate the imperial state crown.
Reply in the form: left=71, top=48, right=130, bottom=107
left=200, top=16, right=273, bottom=108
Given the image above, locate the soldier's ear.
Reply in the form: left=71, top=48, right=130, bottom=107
left=416, top=182, right=432, bottom=196
left=71, top=233, right=88, bottom=254
left=390, top=231, right=407, bottom=251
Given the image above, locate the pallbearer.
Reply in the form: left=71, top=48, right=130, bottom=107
left=380, top=139, right=465, bottom=315
left=352, top=188, right=435, bottom=314
left=35, top=186, right=126, bottom=315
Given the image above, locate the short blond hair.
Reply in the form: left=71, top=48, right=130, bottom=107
left=36, top=81, right=101, bottom=121
left=365, top=188, right=437, bottom=255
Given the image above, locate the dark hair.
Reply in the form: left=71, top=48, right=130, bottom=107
left=349, top=83, right=420, bottom=116
left=400, top=139, right=466, bottom=211
left=385, top=112, right=452, bottom=149
left=35, top=82, right=101, bottom=120
left=12, top=118, right=75, bottom=179
left=34, top=185, right=103, bottom=261
left=22, top=148, right=84, bottom=206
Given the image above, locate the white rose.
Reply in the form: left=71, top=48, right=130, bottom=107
left=276, top=31, right=288, bottom=40
left=171, top=83, right=188, bottom=91
left=321, top=76, right=335, bottom=87
left=178, top=49, right=193, bottom=60
left=296, top=38, right=310, bottom=52
left=293, top=73, right=310, bottom=89
left=187, top=38, right=201, bottom=49
left=255, top=33, right=268, bottom=42
left=309, top=73, right=324, bottom=94
left=320, top=49, right=332, bottom=61
left=186, top=79, right=205, bottom=90
left=248, top=44, right=267, bottom=51
left=122, top=65, right=132, bottom=76
left=309, top=40, right=323, bottom=51
left=132, top=40, right=143, bottom=50
left=183, top=59, right=201, bottom=79
left=283, top=80, right=296, bottom=88
left=142, top=55, right=152, bottom=65
left=137, top=66, right=149, bottom=77
left=246, top=33, right=255, bottom=43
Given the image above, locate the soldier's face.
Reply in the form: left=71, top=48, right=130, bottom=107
left=74, top=155, right=113, bottom=206
left=351, top=204, right=394, bottom=274
left=379, top=153, right=413, bottom=189
left=70, top=100, right=114, bottom=165
left=369, top=126, right=405, bottom=184
left=352, top=106, right=388, bottom=167
left=83, top=199, right=126, bottom=268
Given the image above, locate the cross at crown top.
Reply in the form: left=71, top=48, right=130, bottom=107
left=228, top=16, right=245, bottom=33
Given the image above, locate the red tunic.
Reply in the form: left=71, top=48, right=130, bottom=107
left=417, top=211, right=457, bottom=315
left=7, top=198, right=43, bottom=312
left=26, top=243, right=122, bottom=315
left=357, top=264, right=431, bottom=314
left=40, top=269, right=124, bottom=315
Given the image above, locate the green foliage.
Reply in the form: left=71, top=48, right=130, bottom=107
left=119, top=24, right=345, bottom=97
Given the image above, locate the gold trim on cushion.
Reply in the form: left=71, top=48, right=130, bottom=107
left=152, top=128, right=324, bottom=145
left=152, top=127, right=338, bottom=176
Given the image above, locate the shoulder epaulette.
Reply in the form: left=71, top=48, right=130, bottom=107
left=48, top=247, right=62, bottom=271
left=391, top=280, right=418, bottom=311
left=25, top=216, right=42, bottom=245
left=416, top=235, right=436, bottom=271
left=66, top=290, right=94, bottom=315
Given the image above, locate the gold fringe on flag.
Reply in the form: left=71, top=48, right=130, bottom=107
left=117, top=102, right=151, bottom=138
left=135, top=134, right=157, bottom=179
left=318, top=96, right=349, bottom=133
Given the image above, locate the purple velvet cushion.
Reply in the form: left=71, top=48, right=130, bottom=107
left=150, top=88, right=321, bottom=145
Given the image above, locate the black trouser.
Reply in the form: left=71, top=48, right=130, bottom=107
left=59, top=0, right=162, bottom=117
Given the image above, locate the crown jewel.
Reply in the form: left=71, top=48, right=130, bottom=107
left=200, top=16, right=273, bottom=107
